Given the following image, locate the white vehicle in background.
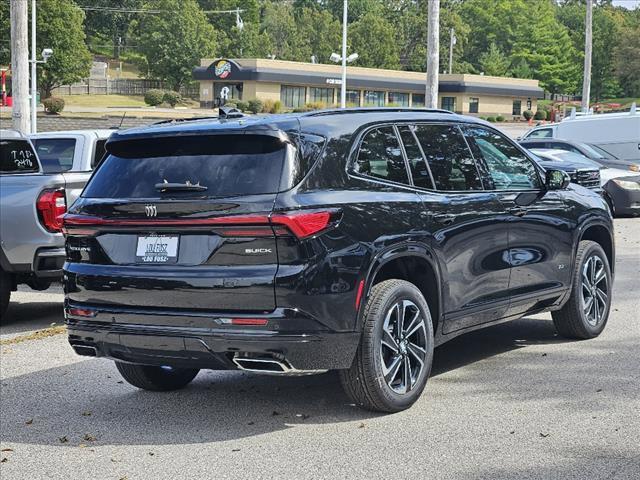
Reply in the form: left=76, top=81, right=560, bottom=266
left=28, top=129, right=114, bottom=206
left=521, top=104, right=640, bottom=161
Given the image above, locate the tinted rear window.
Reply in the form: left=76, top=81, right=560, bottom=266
left=33, top=138, right=76, bottom=173
left=0, top=139, right=39, bottom=173
left=83, top=135, right=291, bottom=199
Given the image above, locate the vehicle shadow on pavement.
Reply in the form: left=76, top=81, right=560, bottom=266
left=0, top=301, right=65, bottom=336
left=0, top=315, right=590, bottom=448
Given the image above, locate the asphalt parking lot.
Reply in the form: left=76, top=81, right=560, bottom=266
left=1, top=218, right=638, bottom=480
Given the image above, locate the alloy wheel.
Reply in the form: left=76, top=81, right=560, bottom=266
left=380, top=299, right=428, bottom=394
left=581, top=255, right=609, bottom=327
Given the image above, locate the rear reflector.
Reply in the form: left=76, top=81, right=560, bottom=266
left=355, top=280, right=365, bottom=310
left=37, top=189, right=67, bottom=233
left=230, top=318, right=268, bottom=326
left=66, top=307, right=97, bottom=318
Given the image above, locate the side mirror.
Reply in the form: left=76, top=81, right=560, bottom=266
left=545, top=169, right=570, bottom=190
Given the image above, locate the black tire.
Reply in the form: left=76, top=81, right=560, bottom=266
left=0, top=270, right=11, bottom=320
left=552, top=240, right=612, bottom=339
left=340, top=279, right=434, bottom=413
left=115, top=362, right=199, bottom=391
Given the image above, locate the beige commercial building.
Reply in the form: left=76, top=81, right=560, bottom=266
left=194, top=58, right=543, bottom=118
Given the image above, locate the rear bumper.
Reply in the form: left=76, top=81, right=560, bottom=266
left=34, top=247, right=66, bottom=278
left=65, top=303, right=360, bottom=371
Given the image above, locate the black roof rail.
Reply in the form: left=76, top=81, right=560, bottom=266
left=304, top=107, right=456, bottom=117
left=152, top=116, right=220, bottom=126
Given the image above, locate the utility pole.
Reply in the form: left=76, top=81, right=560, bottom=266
left=425, top=0, right=440, bottom=108
left=10, top=0, right=30, bottom=133
left=581, top=0, right=593, bottom=112
left=448, top=28, right=456, bottom=75
left=30, top=0, right=37, bottom=133
left=340, top=0, right=348, bottom=109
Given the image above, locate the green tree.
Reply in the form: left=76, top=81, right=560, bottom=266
left=294, top=7, right=342, bottom=64
left=349, top=11, right=400, bottom=69
left=260, top=1, right=308, bottom=60
left=616, top=25, right=640, bottom=97
left=0, top=1, right=9, bottom=66
left=137, top=0, right=216, bottom=90
left=77, top=0, right=144, bottom=58
left=37, top=0, right=93, bottom=98
left=478, top=42, right=510, bottom=76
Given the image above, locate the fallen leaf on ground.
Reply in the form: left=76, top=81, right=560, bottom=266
left=83, top=434, right=96, bottom=442
left=1, top=458, right=7, bottom=463
left=271, top=410, right=280, bottom=416
left=232, top=449, right=241, bottom=452
left=25, top=419, right=33, bottom=425
left=358, top=423, right=366, bottom=429
left=81, top=411, right=92, bottom=416
left=1, top=448, right=13, bottom=452
left=539, top=433, right=550, bottom=438
left=59, top=436, right=68, bottom=443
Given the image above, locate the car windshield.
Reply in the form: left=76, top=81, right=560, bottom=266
left=584, top=143, right=618, bottom=160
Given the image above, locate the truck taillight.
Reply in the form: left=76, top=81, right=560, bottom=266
left=36, top=189, right=67, bottom=233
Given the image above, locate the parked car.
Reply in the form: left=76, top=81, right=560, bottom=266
left=63, top=109, right=614, bottom=412
left=519, top=138, right=640, bottom=172
left=528, top=148, right=639, bottom=216
left=0, top=129, right=113, bottom=318
left=520, top=105, right=640, bottom=161
left=600, top=170, right=640, bottom=217
left=528, top=148, right=602, bottom=191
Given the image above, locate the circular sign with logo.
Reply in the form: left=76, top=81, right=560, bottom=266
left=214, top=60, right=232, bottom=79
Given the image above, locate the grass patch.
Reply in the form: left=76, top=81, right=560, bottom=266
left=61, top=94, right=148, bottom=108
left=0, top=325, right=66, bottom=346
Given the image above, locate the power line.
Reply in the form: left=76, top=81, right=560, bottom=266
left=78, top=6, right=245, bottom=15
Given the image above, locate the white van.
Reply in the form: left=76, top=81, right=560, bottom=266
left=521, top=105, right=640, bottom=161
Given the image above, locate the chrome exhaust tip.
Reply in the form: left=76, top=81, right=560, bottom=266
left=232, top=355, right=327, bottom=376
left=72, top=344, right=98, bottom=357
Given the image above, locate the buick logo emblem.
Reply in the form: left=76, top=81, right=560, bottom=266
left=145, top=205, right=157, bottom=217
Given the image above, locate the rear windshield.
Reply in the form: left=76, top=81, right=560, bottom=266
left=83, top=135, right=293, bottom=199
left=33, top=138, right=76, bottom=173
left=0, top=139, right=39, bottom=173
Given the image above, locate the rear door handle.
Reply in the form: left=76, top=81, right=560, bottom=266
left=432, top=213, right=456, bottom=225
left=510, top=207, right=527, bottom=217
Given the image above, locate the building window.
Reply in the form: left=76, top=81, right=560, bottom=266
left=412, top=94, right=425, bottom=107
left=281, top=85, right=306, bottom=109
left=469, top=97, right=479, bottom=114
left=214, top=83, right=243, bottom=103
left=441, top=96, right=456, bottom=112
left=309, top=87, right=334, bottom=105
left=363, top=91, right=385, bottom=107
left=512, top=100, right=522, bottom=116
left=388, top=92, right=409, bottom=107
left=346, top=90, right=360, bottom=107
left=527, top=98, right=532, bottom=110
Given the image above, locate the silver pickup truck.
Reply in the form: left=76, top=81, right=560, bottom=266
left=0, top=129, right=112, bottom=317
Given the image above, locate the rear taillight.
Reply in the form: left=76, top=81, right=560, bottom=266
left=271, top=210, right=337, bottom=239
left=37, top=189, right=67, bottom=233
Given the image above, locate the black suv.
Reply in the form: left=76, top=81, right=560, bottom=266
left=63, top=108, right=614, bottom=412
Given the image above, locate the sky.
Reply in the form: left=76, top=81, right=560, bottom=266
left=612, top=0, right=640, bottom=9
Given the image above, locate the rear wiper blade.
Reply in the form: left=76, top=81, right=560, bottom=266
left=155, top=180, right=208, bottom=192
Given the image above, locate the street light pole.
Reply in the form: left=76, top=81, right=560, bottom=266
left=425, top=0, right=440, bottom=109
left=10, top=0, right=30, bottom=133
left=30, top=0, right=37, bottom=133
left=581, top=0, right=593, bottom=113
left=448, top=28, right=456, bottom=75
left=340, top=0, right=348, bottom=108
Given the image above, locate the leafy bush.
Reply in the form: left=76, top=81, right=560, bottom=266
left=235, top=100, right=248, bottom=112
left=222, top=102, right=237, bottom=109
left=486, top=116, right=496, bottom=122
left=261, top=99, right=276, bottom=113
left=523, top=110, right=534, bottom=120
left=534, top=109, right=547, bottom=120
left=163, top=90, right=182, bottom=107
left=42, top=97, right=65, bottom=114
left=496, top=115, right=505, bottom=122
left=271, top=100, right=283, bottom=114
left=247, top=98, right=263, bottom=114
left=144, top=89, right=165, bottom=106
